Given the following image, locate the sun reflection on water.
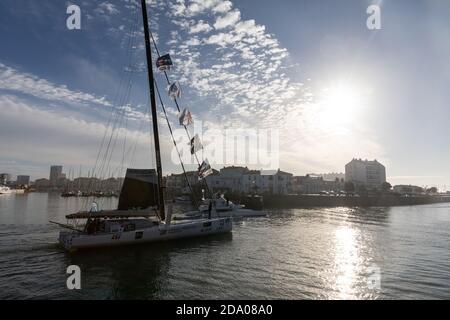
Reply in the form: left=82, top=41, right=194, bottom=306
left=332, top=226, right=363, bottom=299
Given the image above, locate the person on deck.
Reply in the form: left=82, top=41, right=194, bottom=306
left=208, top=200, right=212, bottom=219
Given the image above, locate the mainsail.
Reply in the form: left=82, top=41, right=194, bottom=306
left=118, top=168, right=159, bottom=210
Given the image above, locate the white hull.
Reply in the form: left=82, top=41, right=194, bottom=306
left=179, top=207, right=266, bottom=219
left=0, top=187, right=24, bottom=194
left=58, top=217, right=232, bottom=251
left=218, top=208, right=266, bottom=218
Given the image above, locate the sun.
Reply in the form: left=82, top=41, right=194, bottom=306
left=316, top=81, right=365, bottom=127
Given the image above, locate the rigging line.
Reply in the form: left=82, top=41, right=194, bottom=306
left=102, top=78, right=134, bottom=177
left=82, top=9, right=140, bottom=208
left=149, top=32, right=212, bottom=198
left=154, top=80, right=198, bottom=208
left=97, top=15, right=140, bottom=180
left=97, top=13, right=139, bottom=182
left=85, top=11, right=137, bottom=180
left=90, top=7, right=138, bottom=179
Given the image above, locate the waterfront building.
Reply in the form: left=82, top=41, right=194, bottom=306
left=166, top=169, right=220, bottom=196
left=393, top=185, right=425, bottom=195
left=345, top=158, right=386, bottom=190
left=292, top=174, right=344, bottom=194
left=34, top=178, right=51, bottom=190
left=318, top=172, right=345, bottom=182
left=16, top=175, right=30, bottom=186
left=219, top=166, right=250, bottom=192
left=240, top=170, right=263, bottom=194
left=166, top=166, right=293, bottom=196
left=49, top=166, right=63, bottom=186
left=0, top=173, right=12, bottom=185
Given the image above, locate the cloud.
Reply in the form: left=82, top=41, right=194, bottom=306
left=212, top=1, right=233, bottom=14
left=95, top=2, right=120, bottom=16
left=0, top=95, right=160, bottom=179
left=0, top=62, right=111, bottom=107
left=189, top=20, right=213, bottom=34
left=213, top=10, right=241, bottom=30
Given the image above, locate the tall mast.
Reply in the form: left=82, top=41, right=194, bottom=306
left=140, top=0, right=165, bottom=221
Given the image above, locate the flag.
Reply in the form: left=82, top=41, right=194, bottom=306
left=189, top=134, right=203, bottom=155
left=168, top=81, right=181, bottom=99
left=198, top=159, right=213, bottom=180
left=178, top=108, right=193, bottom=126
left=156, top=54, right=173, bottom=71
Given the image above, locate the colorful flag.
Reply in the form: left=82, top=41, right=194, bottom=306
left=156, top=54, right=173, bottom=71
left=189, top=134, right=203, bottom=155
left=168, top=81, right=181, bottom=99
left=198, top=159, right=213, bottom=180
left=178, top=108, right=193, bottom=126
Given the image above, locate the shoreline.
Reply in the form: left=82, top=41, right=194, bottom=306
left=261, top=194, right=450, bottom=209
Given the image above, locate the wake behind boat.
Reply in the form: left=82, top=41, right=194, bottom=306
left=52, top=0, right=232, bottom=251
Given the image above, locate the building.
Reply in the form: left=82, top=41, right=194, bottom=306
left=165, top=166, right=293, bottom=196
left=16, top=175, right=30, bottom=186
left=219, top=166, right=249, bottom=192
left=393, top=185, right=424, bottom=195
left=292, top=175, right=344, bottom=194
left=165, top=169, right=220, bottom=196
left=34, top=178, right=51, bottom=190
left=318, top=172, right=345, bottom=182
left=239, top=169, right=292, bottom=195
left=49, top=166, right=63, bottom=186
left=345, top=158, right=386, bottom=190
left=0, top=173, right=12, bottom=185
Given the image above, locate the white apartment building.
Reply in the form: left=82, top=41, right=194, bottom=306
left=393, top=185, right=424, bottom=195
left=166, top=166, right=293, bottom=195
left=345, top=158, right=386, bottom=190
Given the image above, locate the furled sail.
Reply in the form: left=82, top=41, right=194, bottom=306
left=118, top=168, right=159, bottom=210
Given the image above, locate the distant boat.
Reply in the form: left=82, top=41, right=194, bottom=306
left=0, top=186, right=11, bottom=194
left=0, top=186, right=25, bottom=195
left=51, top=0, right=232, bottom=251
left=174, top=195, right=266, bottom=220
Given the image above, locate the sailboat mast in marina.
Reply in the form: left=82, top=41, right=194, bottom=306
left=140, top=0, right=165, bottom=221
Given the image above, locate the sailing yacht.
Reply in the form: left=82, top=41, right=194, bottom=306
left=52, top=0, right=232, bottom=251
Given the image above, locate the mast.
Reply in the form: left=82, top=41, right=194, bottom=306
left=140, top=0, right=165, bottom=221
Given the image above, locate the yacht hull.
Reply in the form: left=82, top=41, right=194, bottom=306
left=58, top=217, right=232, bottom=251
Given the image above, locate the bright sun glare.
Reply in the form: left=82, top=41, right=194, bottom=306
left=317, top=82, right=365, bottom=127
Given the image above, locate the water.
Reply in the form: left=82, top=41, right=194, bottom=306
left=1, top=193, right=450, bottom=299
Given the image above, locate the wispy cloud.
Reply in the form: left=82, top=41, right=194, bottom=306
left=0, top=62, right=111, bottom=107
left=95, top=2, right=120, bottom=16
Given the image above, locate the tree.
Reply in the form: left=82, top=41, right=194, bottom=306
left=381, top=182, right=392, bottom=192
left=344, top=181, right=355, bottom=194
left=427, top=187, right=438, bottom=194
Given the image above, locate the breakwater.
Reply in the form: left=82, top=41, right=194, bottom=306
left=262, top=194, right=450, bottom=208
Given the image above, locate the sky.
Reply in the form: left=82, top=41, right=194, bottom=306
left=0, top=0, right=449, bottom=189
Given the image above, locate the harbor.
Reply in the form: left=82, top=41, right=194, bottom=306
left=1, top=0, right=450, bottom=303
